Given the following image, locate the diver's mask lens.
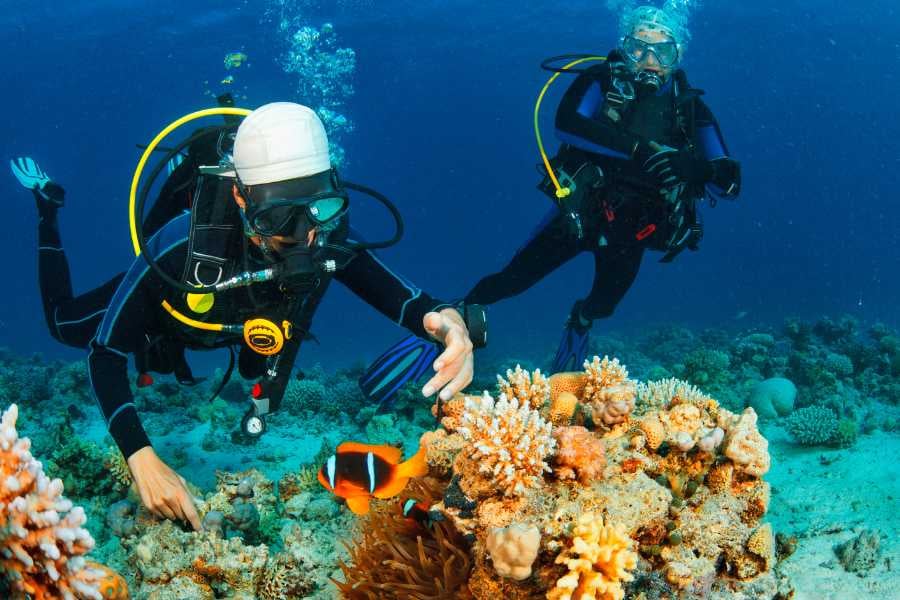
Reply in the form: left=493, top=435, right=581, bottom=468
left=247, top=193, right=348, bottom=237
left=238, top=175, right=349, bottom=238
left=622, top=35, right=679, bottom=67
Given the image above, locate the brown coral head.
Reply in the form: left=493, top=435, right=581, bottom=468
left=589, top=395, right=635, bottom=427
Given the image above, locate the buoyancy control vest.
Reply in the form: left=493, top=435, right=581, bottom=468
left=539, top=60, right=706, bottom=261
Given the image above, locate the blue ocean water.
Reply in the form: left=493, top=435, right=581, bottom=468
left=2, top=0, right=897, bottom=369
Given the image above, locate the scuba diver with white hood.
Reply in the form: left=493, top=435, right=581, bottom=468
left=11, top=101, right=485, bottom=529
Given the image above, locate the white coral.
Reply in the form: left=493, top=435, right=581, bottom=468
left=486, top=523, right=541, bottom=580
left=458, top=392, right=555, bottom=497
left=497, top=364, right=550, bottom=410
left=635, top=378, right=713, bottom=414
left=583, top=356, right=636, bottom=426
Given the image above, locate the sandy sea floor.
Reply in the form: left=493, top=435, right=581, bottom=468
left=765, top=427, right=899, bottom=599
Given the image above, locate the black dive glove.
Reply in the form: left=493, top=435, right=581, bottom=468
left=641, top=145, right=714, bottom=189
left=709, top=157, right=741, bottom=198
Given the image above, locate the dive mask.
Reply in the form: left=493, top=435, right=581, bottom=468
left=237, top=176, right=349, bottom=238
left=621, top=35, right=679, bottom=68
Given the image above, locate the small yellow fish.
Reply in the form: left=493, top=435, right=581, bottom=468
left=224, top=52, right=248, bottom=69
left=221, top=75, right=234, bottom=85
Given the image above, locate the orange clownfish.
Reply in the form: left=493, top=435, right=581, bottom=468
left=318, top=442, right=428, bottom=515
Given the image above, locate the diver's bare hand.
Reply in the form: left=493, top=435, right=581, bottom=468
left=422, top=308, right=473, bottom=401
left=127, top=446, right=201, bottom=531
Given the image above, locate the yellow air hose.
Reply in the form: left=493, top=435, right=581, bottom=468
left=129, top=107, right=252, bottom=334
left=129, top=107, right=252, bottom=256
left=533, top=56, right=606, bottom=200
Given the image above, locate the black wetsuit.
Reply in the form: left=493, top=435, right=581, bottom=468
left=35, top=164, right=448, bottom=460
left=466, top=51, right=740, bottom=323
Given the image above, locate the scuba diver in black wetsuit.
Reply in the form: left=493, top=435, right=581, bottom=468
left=356, top=6, right=740, bottom=409
left=11, top=102, right=485, bottom=530
left=464, top=5, right=741, bottom=373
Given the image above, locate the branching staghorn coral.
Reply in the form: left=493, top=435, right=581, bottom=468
left=635, top=377, right=714, bottom=415
left=548, top=512, right=638, bottom=600
left=457, top=392, right=556, bottom=497
left=334, top=477, right=473, bottom=599
left=497, top=365, right=550, bottom=411
left=583, top=356, right=637, bottom=426
left=0, top=404, right=110, bottom=600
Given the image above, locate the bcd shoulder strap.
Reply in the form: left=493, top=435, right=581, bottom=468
left=183, top=174, right=242, bottom=288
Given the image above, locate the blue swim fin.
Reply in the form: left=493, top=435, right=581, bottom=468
left=550, top=303, right=591, bottom=374
left=10, top=157, right=50, bottom=191
left=359, top=335, right=440, bottom=410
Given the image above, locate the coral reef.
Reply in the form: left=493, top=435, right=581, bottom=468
left=7, top=313, right=898, bottom=598
left=0, top=404, right=115, bottom=600
left=107, top=468, right=341, bottom=598
left=405, top=356, right=779, bottom=599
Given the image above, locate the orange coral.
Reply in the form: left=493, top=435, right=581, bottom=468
left=419, top=429, right=466, bottom=478
left=88, top=561, right=129, bottom=600
left=258, top=554, right=313, bottom=600
left=740, top=481, right=771, bottom=523
left=552, top=426, right=606, bottom=484
left=639, top=417, right=666, bottom=451
left=433, top=394, right=469, bottom=432
left=621, top=458, right=643, bottom=474
left=746, top=524, right=775, bottom=571
left=549, top=372, right=588, bottom=400
left=0, top=404, right=107, bottom=600
left=549, top=391, right=578, bottom=427
left=705, top=462, right=734, bottom=494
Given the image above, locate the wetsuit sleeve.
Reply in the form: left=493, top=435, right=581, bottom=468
left=695, top=98, right=741, bottom=199
left=335, top=249, right=451, bottom=339
left=90, top=215, right=191, bottom=458
left=554, top=64, right=646, bottom=160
